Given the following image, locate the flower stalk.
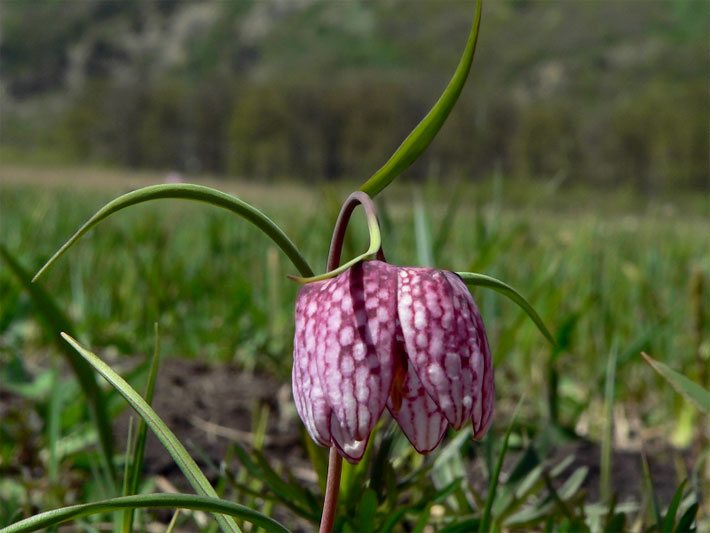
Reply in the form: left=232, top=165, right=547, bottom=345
left=319, top=191, right=382, bottom=533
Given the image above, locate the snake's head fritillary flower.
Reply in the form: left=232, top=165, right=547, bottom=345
left=292, top=260, right=494, bottom=463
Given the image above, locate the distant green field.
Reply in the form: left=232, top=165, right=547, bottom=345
left=1, top=167, right=707, bottom=529
left=3, top=167, right=707, bottom=426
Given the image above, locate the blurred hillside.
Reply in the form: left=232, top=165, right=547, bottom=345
left=1, top=0, right=707, bottom=191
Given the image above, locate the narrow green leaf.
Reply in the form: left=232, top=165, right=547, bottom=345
left=641, top=450, right=663, bottom=532
left=457, top=271, right=555, bottom=345
left=675, top=502, right=698, bottom=532
left=47, top=365, right=62, bottom=486
left=642, top=353, right=710, bottom=413
left=2, top=493, right=289, bottom=533
left=231, top=443, right=316, bottom=521
left=60, top=333, right=241, bottom=533
left=359, top=0, right=483, bottom=197
left=661, top=479, right=686, bottom=533
left=479, top=398, right=523, bottom=533
left=122, top=322, right=163, bottom=533
left=380, top=508, right=410, bottom=533
left=356, top=489, right=378, bottom=533
left=441, top=516, right=480, bottom=533
left=601, top=343, right=618, bottom=504
left=32, top=183, right=314, bottom=281
left=0, top=245, right=116, bottom=485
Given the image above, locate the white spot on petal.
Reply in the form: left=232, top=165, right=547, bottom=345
left=428, top=363, right=447, bottom=389
left=339, top=326, right=354, bottom=345
left=342, top=356, right=354, bottom=375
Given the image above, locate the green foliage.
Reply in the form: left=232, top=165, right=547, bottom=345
left=642, top=353, right=710, bottom=413
left=60, top=333, right=243, bottom=533
left=2, top=493, right=288, bottom=533
left=0, top=245, right=116, bottom=484
left=1, top=180, right=705, bottom=530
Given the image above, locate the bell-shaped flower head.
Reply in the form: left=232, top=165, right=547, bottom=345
left=292, top=259, right=493, bottom=463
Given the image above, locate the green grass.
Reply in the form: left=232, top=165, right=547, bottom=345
left=0, top=168, right=707, bottom=530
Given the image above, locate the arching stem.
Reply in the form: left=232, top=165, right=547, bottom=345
left=293, top=192, right=384, bottom=283
left=319, top=191, right=382, bottom=533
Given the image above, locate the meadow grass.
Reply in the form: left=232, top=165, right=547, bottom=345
left=1, top=166, right=707, bottom=529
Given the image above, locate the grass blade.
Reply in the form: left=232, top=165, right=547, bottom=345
left=641, top=353, right=710, bottom=413
left=661, top=479, right=686, bottom=532
left=32, top=183, right=314, bottom=281
left=2, top=493, right=289, bottom=533
left=478, top=398, right=523, bottom=533
left=359, top=0, right=483, bottom=197
left=0, top=245, right=116, bottom=485
left=457, top=271, right=555, bottom=345
left=122, top=322, right=163, bottom=533
left=675, top=502, right=698, bottom=532
left=60, top=333, right=242, bottom=533
left=601, top=343, right=618, bottom=504
left=641, top=450, right=663, bottom=531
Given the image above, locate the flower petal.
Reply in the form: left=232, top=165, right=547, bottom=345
left=292, top=282, right=332, bottom=446
left=330, top=416, right=369, bottom=463
left=397, top=268, right=491, bottom=429
left=315, top=261, right=398, bottom=442
left=387, top=340, right=447, bottom=453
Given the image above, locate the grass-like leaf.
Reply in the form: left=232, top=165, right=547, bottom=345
left=661, top=479, right=686, bottom=533
left=0, top=245, right=116, bottom=485
left=122, top=322, right=163, bottom=533
left=641, top=353, right=709, bottom=413
left=640, top=450, right=663, bottom=532
left=60, top=333, right=242, bottom=533
left=2, top=493, right=289, bottom=533
left=32, top=183, right=314, bottom=281
left=359, top=0, right=482, bottom=197
left=601, top=343, right=618, bottom=504
left=457, top=271, right=555, bottom=345
left=478, top=398, right=523, bottom=533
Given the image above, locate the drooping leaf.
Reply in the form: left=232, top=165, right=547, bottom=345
left=32, top=183, right=314, bottom=282
left=2, top=493, right=289, bottom=533
left=359, top=0, right=483, bottom=197
left=60, top=333, right=241, bottom=533
left=457, top=271, right=555, bottom=345
left=641, top=353, right=709, bottom=413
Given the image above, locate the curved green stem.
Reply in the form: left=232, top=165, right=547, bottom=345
left=290, top=191, right=382, bottom=284
left=359, top=0, right=483, bottom=198
left=457, top=271, right=555, bottom=346
left=32, top=183, right=314, bottom=282
left=2, top=493, right=289, bottom=533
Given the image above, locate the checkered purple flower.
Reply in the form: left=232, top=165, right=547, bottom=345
left=292, top=260, right=494, bottom=463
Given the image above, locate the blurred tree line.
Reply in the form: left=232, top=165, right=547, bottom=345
left=1, top=0, right=707, bottom=191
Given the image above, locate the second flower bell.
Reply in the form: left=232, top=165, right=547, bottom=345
left=292, top=257, right=494, bottom=463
